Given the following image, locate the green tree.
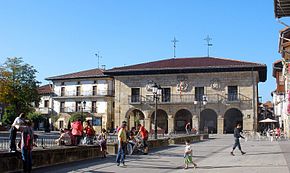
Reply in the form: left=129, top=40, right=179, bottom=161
left=27, top=112, right=44, bottom=130
left=0, top=57, right=40, bottom=124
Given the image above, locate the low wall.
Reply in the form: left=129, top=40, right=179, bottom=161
left=0, top=134, right=208, bottom=173
left=1, top=145, right=102, bottom=173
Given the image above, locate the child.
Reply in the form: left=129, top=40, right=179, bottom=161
left=184, top=139, right=197, bottom=169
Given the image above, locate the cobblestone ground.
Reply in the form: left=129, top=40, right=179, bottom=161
left=32, top=134, right=290, bottom=173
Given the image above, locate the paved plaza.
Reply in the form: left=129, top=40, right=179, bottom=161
left=32, top=135, right=290, bottom=173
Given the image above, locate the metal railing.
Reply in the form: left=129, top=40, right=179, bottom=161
left=57, top=90, right=114, bottom=98
left=0, top=136, right=59, bottom=151
left=128, top=93, right=240, bottom=104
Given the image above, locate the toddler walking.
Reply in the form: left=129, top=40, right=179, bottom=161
left=184, top=139, right=197, bottom=169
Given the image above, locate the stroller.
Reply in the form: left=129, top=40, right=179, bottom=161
left=127, top=136, right=144, bottom=155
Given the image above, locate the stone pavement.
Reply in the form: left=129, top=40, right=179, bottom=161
left=32, top=134, right=290, bottom=173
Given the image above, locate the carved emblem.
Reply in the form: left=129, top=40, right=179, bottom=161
left=146, top=80, right=154, bottom=92
left=211, top=79, right=221, bottom=90
left=177, top=80, right=189, bottom=92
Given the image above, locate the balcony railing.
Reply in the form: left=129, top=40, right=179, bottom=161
left=128, top=93, right=251, bottom=105
left=35, top=107, right=52, bottom=114
left=56, top=90, right=114, bottom=98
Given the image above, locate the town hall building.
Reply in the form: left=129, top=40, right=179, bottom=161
left=105, top=57, right=267, bottom=134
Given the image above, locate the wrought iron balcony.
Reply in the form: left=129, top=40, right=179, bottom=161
left=55, top=90, right=114, bottom=98
left=128, top=93, right=252, bottom=105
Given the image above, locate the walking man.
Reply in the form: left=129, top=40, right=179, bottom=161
left=116, top=121, right=127, bottom=167
left=9, top=113, right=26, bottom=152
left=230, top=123, right=246, bottom=156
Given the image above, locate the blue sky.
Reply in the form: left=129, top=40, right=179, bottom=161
left=0, top=1, right=287, bottom=101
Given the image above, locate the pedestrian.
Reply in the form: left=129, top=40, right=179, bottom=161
left=17, top=120, right=34, bottom=173
left=83, top=120, right=95, bottom=144
left=230, top=123, right=246, bottom=156
left=98, top=128, right=108, bottom=158
left=71, top=119, right=83, bottom=145
left=55, top=129, right=71, bottom=146
left=116, top=121, right=127, bottom=167
left=183, top=139, right=197, bottom=169
left=185, top=122, right=191, bottom=135
left=137, top=123, right=149, bottom=155
left=9, top=113, right=26, bottom=152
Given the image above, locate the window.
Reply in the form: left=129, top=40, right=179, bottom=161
left=60, top=102, right=65, bottom=112
left=92, top=101, right=97, bottom=113
left=44, top=100, right=49, bottom=108
left=61, top=82, right=65, bottom=85
left=162, top=88, right=170, bottom=102
left=92, top=86, right=97, bottom=95
left=61, top=87, right=65, bottom=96
left=228, top=86, right=238, bottom=101
left=76, top=101, right=81, bottom=112
left=76, top=86, right=81, bottom=96
left=59, top=121, right=64, bottom=129
left=77, top=81, right=81, bottom=85
left=195, top=87, right=204, bottom=101
left=131, top=88, right=140, bottom=102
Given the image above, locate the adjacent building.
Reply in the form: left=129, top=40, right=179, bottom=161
left=46, top=68, right=114, bottom=132
left=105, top=57, right=267, bottom=134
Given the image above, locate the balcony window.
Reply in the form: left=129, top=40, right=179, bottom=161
left=195, top=87, right=204, bottom=101
left=228, top=86, right=238, bottom=101
left=131, top=88, right=140, bottom=103
left=60, top=102, right=65, bottom=113
left=93, top=86, right=97, bottom=96
left=61, top=87, right=65, bottom=96
left=44, top=100, right=49, bottom=108
left=162, top=88, right=170, bottom=102
left=76, top=86, right=81, bottom=96
left=76, top=101, right=81, bottom=112
left=92, top=101, right=97, bottom=113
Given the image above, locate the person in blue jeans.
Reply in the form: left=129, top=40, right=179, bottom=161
left=17, top=120, right=34, bottom=173
left=230, top=123, right=246, bottom=156
left=116, top=121, right=127, bottom=167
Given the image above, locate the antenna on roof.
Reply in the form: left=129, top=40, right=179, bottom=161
left=95, top=52, right=102, bottom=69
left=171, top=37, right=179, bottom=58
left=204, top=35, right=213, bottom=57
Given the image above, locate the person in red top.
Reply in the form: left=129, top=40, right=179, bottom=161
left=84, top=120, right=95, bottom=144
left=71, top=119, right=83, bottom=145
left=137, top=124, right=149, bottom=155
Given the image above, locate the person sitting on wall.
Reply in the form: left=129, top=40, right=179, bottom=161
left=55, top=129, right=72, bottom=146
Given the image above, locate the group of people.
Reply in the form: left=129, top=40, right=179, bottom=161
left=9, top=113, right=36, bottom=173
left=55, top=119, right=108, bottom=157
left=116, top=121, right=149, bottom=167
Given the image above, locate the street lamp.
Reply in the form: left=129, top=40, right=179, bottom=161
left=81, top=101, right=86, bottom=122
left=152, top=83, right=162, bottom=139
left=194, top=95, right=207, bottom=133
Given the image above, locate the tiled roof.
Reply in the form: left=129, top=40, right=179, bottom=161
left=46, top=68, right=107, bottom=80
left=105, top=57, right=267, bottom=82
left=37, top=84, right=53, bottom=95
left=274, top=0, right=290, bottom=18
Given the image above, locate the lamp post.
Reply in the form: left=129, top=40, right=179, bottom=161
left=194, top=95, right=207, bottom=133
left=81, top=101, right=86, bottom=122
left=152, top=83, right=162, bottom=139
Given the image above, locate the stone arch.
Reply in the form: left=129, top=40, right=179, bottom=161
left=200, top=109, right=218, bottom=133
left=174, top=109, right=192, bottom=132
left=224, top=108, right=243, bottom=133
left=150, top=109, right=168, bottom=133
left=125, top=108, right=145, bottom=129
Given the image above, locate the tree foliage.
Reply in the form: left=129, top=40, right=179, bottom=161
left=0, top=57, right=40, bottom=124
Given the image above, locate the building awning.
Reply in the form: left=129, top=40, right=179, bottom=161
left=274, top=0, right=290, bottom=18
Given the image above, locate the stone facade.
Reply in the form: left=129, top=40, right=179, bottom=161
left=113, top=71, right=259, bottom=134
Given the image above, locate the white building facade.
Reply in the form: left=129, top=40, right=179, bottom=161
left=46, top=68, right=114, bottom=132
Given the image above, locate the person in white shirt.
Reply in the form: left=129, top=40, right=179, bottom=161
left=9, top=113, right=26, bottom=152
left=184, top=139, right=197, bottom=169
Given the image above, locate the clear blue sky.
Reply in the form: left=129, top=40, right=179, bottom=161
left=0, top=1, right=287, bottom=102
